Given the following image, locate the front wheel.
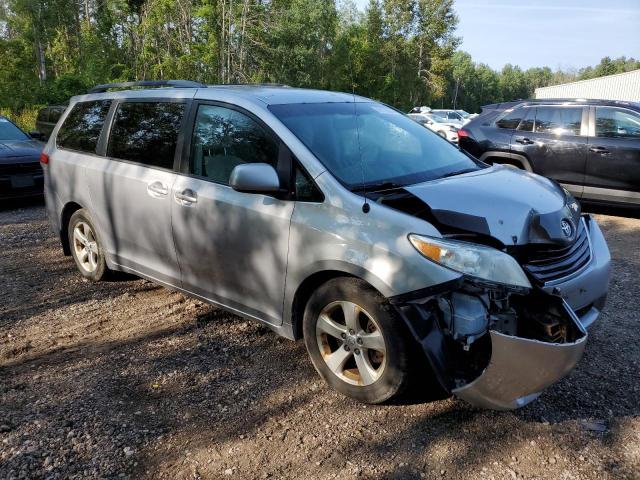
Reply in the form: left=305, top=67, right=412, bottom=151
left=303, top=278, right=414, bottom=404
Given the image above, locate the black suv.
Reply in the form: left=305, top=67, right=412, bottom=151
left=458, top=99, right=640, bottom=206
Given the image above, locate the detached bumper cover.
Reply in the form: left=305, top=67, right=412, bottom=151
left=452, top=301, right=587, bottom=410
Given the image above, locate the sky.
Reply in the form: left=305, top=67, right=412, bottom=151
left=353, top=0, right=640, bottom=71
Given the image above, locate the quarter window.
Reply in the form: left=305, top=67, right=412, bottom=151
left=57, top=100, right=111, bottom=153
left=107, top=102, right=185, bottom=169
left=189, top=105, right=278, bottom=185
left=595, top=107, right=640, bottom=139
left=534, top=107, right=582, bottom=135
left=496, top=109, right=523, bottom=129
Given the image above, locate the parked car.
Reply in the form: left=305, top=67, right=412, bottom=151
left=0, top=115, right=45, bottom=199
left=408, top=113, right=460, bottom=143
left=43, top=81, right=611, bottom=409
left=35, top=105, right=67, bottom=140
left=458, top=99, right=640, bottom=206
left=431, top=109, right=474, bottom=125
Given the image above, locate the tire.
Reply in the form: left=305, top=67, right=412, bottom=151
left=68, top=209, right=108, bottom=281
left=438, top=131, right=447, bottom=139
left=303, top=277, right=414, bottom=404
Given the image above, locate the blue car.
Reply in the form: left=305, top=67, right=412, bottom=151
left=0, top=116, right=44, bottom=199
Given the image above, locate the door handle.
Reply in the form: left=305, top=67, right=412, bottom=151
left=147, top=181, right=169, bottom=197
left=589, top=146, right=610, bottom=155
left=515, top=137, right=534, bottom=145
left=175, top=189, right=198, bottom=205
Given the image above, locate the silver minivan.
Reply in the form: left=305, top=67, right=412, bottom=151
left=42, top=81, right=611, bottom=409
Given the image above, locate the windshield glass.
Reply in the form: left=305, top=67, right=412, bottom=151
left=269, top=102, right=479, bottom=190
left=0, top=117, right=29, bottom=141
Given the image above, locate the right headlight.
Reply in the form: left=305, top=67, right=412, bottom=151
left=408, top=234, right=531, bottom=289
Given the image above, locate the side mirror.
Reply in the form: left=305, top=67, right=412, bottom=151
left=230, top=163, right=281, bottom=194
left=29, top=131, right=44, bottom=140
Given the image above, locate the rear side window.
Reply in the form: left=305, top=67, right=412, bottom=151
left=57, top=100, right=111, bottom=153
left=534, top=107, right=582, bottom=135
left=496, top=109, right=523, bottom=129
left=595, top=107, right=640, bottom=139
left=517, top=108, right=535, bottom=132
left=107, top=102, right=185, bottom=169
left=189, top=105, right=278, bottom=185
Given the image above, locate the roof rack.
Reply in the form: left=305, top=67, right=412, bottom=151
left=88, top=80, right=206, bottom=94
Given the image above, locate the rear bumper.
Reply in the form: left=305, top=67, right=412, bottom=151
left=0, top=174, right=44, bottom=199
left=452, top=299, right=587, bottom=410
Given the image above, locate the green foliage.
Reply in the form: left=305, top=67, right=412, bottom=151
left=0, top=106, right=41, bottom=132
left=0, top=0, right=637, bottom=113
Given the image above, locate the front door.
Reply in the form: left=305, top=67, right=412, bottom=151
left=510, top=105, right=588, bottom=196
left=171, top=103, right=294, bottom=325
left=585, top=106, right=640, bottom=204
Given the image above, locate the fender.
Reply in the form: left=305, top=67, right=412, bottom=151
left=479, top=151, right=533, bottom=172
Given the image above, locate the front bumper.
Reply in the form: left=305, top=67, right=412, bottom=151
left=394, top=215, right=611, bottom=410
left=452, top=299, right=587, bottom=410
left=540, top=215, right=611, bottom=328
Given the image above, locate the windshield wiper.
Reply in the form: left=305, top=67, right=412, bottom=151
left=351, top=181, right=404, bottom=193
left=440, top=167, right=478, bottom=179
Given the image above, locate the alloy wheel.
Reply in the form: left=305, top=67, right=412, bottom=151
left=315, top=301, right=387, bottom=386
left=72, top=221, right=99, bottom=273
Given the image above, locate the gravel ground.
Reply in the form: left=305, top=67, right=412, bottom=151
left=0, top=199, right=639, bottom=480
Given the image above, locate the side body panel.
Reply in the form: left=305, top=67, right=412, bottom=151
left=510, top=107, right=589, bottom=187
left=283, top=171, right=462, bottom=327
left=85, top=157, right=181, bottom=285
left=584, top=106, right=640, bottom=204
left=171, top=175, right=294, bottom=326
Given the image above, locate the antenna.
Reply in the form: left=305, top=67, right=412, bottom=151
left=349, top=58, right=369, bottom=214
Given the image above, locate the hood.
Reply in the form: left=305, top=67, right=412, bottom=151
left=0, top=139, right=43, bottom=161
left=402, top=165, right=581, bottom=247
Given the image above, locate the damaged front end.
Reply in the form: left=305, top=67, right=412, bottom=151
left=392, top=283, right=588, bottom=410
left=372, top=167, right=610, bottom=410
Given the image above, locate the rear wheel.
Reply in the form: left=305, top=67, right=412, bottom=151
left=303, top=278, right=414, bottom=404
left=68, top=209, right=107, bottom=281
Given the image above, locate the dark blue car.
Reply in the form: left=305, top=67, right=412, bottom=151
left=0, top=116, right=44, bottom=199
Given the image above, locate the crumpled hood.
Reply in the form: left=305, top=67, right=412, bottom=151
left=404, top=165, right=581, bottom=246
left=0, top=139, right=43, bottom=161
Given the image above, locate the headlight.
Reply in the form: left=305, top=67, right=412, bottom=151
left=408, top=234, right=531, bottom=288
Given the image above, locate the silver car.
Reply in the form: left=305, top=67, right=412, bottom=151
left=42, top=81, right=611, bottom=409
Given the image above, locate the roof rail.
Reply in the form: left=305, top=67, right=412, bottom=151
left=88, top=80, right=206, bottom=94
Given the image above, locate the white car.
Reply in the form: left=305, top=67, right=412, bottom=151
left=408, top=113, right=460, bottom=143
left=431, top=109, right=478, bottom=126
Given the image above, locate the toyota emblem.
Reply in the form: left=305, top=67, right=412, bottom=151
left=561, top=219, right=573, bottom=238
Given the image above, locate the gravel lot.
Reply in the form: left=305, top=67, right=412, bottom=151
left=1, top=200, right=639, bottom=480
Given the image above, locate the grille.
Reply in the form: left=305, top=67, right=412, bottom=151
left=0, top=162, right=42, bottom=176
left=523, top=218, right=591, bottom=284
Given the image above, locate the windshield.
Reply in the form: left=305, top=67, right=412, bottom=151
left=456, top=110, right=471, bottom=118
left=270, top=102, right=479, bottom=190
left=0, top=117, right=29, bottom=141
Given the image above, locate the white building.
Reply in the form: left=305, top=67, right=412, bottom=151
left=535, top=69, right=640, bottom=102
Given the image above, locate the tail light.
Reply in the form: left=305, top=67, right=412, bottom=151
left=457, top=129, right=470, bottom=138
left=39, top=152, right=49, bottom=164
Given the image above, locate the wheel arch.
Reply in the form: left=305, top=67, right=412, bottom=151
left=289, top=265, right=393, bottom=340
left=60, top=201, right=84, bottom=256
left=479, top=151, right=533, bottom=172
